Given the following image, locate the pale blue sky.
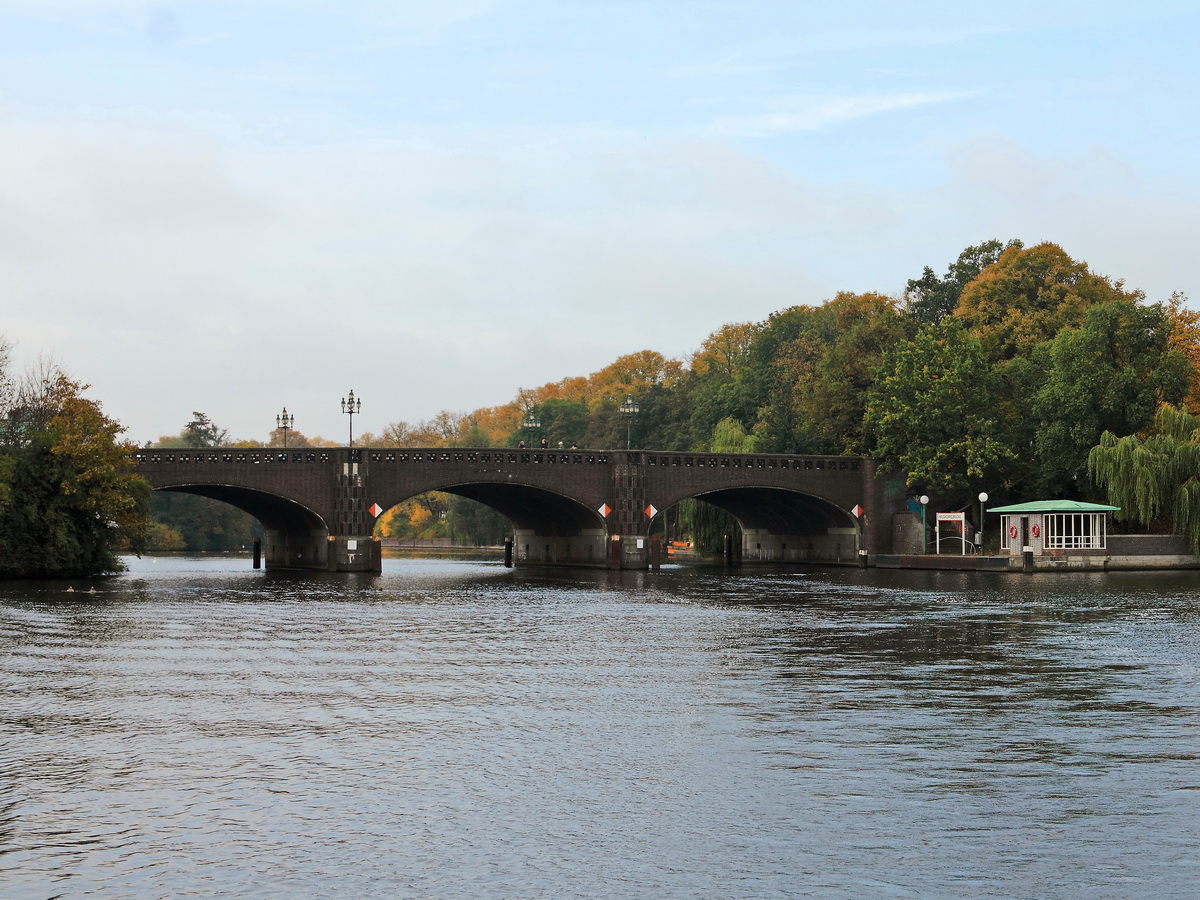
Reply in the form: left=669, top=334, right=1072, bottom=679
left=1, top=1, right=1196, bottom=442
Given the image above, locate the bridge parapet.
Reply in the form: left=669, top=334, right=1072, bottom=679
left=135, top=449, right=334, bottom=465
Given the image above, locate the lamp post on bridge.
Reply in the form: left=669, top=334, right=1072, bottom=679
left=276, top=407, right=294, bottom=448
left=978, top=491, right=989, bottom=553
left=619, top=394, right=639, bottom=450
left=522, top=408, right=541, bottom=448
left=341, top=390, right=361, bottom=447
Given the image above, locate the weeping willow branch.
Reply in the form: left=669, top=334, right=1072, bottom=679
left=1089, top=403, right=1200, bottom=551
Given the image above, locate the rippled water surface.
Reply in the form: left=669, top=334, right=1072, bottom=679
left=2, top=556, right=1199, bottom=898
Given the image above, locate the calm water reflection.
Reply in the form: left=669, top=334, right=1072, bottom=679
left=1, top=556, right=1198, bottom=898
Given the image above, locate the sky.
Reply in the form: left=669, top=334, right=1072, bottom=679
left=1, top=1, right=1198, bottom=445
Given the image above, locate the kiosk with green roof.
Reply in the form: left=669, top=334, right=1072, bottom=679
left=989, top=500, right=1120, bottom=556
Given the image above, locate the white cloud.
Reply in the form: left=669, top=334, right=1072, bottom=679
left=708, top=91, right=975, bottom=137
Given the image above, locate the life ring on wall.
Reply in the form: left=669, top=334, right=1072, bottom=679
left=1008, top=525, right=1018, bottom=539
left=1031, top=524, right=1041, bottom=538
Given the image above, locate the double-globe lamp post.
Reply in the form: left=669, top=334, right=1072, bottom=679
left=523, top=409, right=541, bottom=446
left=341, top=390, right=361, bottom=447
left=276, top=407, right=294, bottom=448
left=619, top=394, right=639, bottom=450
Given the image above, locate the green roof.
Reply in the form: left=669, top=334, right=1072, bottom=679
left=988, top=500, right=1119, bottom=514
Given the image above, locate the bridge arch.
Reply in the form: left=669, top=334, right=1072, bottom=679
left=651, top=485, right=862, bottom=564
left=148, top=482, right=332, bottom=570
left=373, top=479, right=610, bottom=568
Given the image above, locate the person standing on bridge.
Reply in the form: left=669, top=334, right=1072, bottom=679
left=540, top=438, right=548, bottom=450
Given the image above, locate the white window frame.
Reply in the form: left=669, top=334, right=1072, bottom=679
left=1044, top=512, right=1106, bottom=550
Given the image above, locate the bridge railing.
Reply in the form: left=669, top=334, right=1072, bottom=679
left=135, top=450, right=333, bottom=465
left=134, top=448, right=864, bottom=472
left=366, top=450, right=610, bottom=466
left=640, top=451, right=861, bottom=471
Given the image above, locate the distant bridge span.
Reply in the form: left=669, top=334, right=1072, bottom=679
left=135, top=447, right=905, bottom=572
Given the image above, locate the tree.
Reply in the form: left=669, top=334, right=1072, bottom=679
left=0, top=371, right=151, bottom=577
left=1165, top=292, right=1200, bottom=414
left=905, top=239, right=1022, bottom=324
left=1089, top=405, right=1200, bottom=549
left=183, top=411, right=229, bottom=447
left=955, top=242, right=1137, bottom=362
left=792, top=292, right=912, bottom=454
left=1030, top=299, right=1190, bottom=495
left=156, top=412, right=230, bottom=448
left=864, top=320, right=1016, bottom=495
left=530, top=398, right=589, bottom=448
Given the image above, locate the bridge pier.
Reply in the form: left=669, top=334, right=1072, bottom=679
left=327, top=535, right=383, bottom=573
left=511, top=528, right=613, bottom=569
left=263, top=527, right=331, bottom=571
left=261, top=530, right=381, bottom=572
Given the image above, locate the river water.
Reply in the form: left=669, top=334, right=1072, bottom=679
left=1, top=555, right=1198, bottom=899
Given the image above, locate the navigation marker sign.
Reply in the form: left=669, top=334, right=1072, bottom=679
left=850, top=504, right=864, bottom=518
left=645, top=504, right=657, bottom=518
left=369, top=503, right=384, bottom=518
left=598, top=503, right=611, bottom=518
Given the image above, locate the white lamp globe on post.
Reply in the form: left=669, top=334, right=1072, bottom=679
left=919, top=495, right=930, bottom=554
left=978, top=492, right=989, bottom=552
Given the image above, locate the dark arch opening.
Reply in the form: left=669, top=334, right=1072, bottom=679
left=150, top=484, right=328, bottom=537
left=375, top=482, right=604, bottom=538
left=691, top=487, right=856, bottom=534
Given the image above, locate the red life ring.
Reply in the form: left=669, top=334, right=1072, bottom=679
left=1031, top=524, right=1041, bottom=538
left=1008, top=525, right=1018, bottom=539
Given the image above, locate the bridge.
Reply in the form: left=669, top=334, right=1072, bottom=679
left=134, top=447, right=905, bottom=572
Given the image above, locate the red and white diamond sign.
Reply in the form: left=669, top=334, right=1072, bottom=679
left=850, top=504, right=864, bottom=518
left=598, top=503, right=611, bottom=518
left=369, top=503, right=384, bottom=518
left=645, top=504, right=658, bottom=518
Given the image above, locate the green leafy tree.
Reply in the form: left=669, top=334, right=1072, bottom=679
left=864, top=320, right=1016, bottom=495
left=745, top=305, right=834, bottom=452
left=1031, top=299, right=1190, bottom=495
left=1089, top=405, right=1200, bottom=548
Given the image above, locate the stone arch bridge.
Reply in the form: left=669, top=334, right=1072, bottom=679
left=134, top=447, right=904, bottom=571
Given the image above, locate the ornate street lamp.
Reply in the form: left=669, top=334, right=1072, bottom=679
left=276, top=406, right=294, bottom=448
left=341, top=390, right=361, bottom=447
left=619, top=394, right=639, bottom=449
left=522, top=408, right=541, bottom=447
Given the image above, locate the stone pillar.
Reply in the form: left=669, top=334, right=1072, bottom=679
left=263, top=526, right=331, bottom=570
